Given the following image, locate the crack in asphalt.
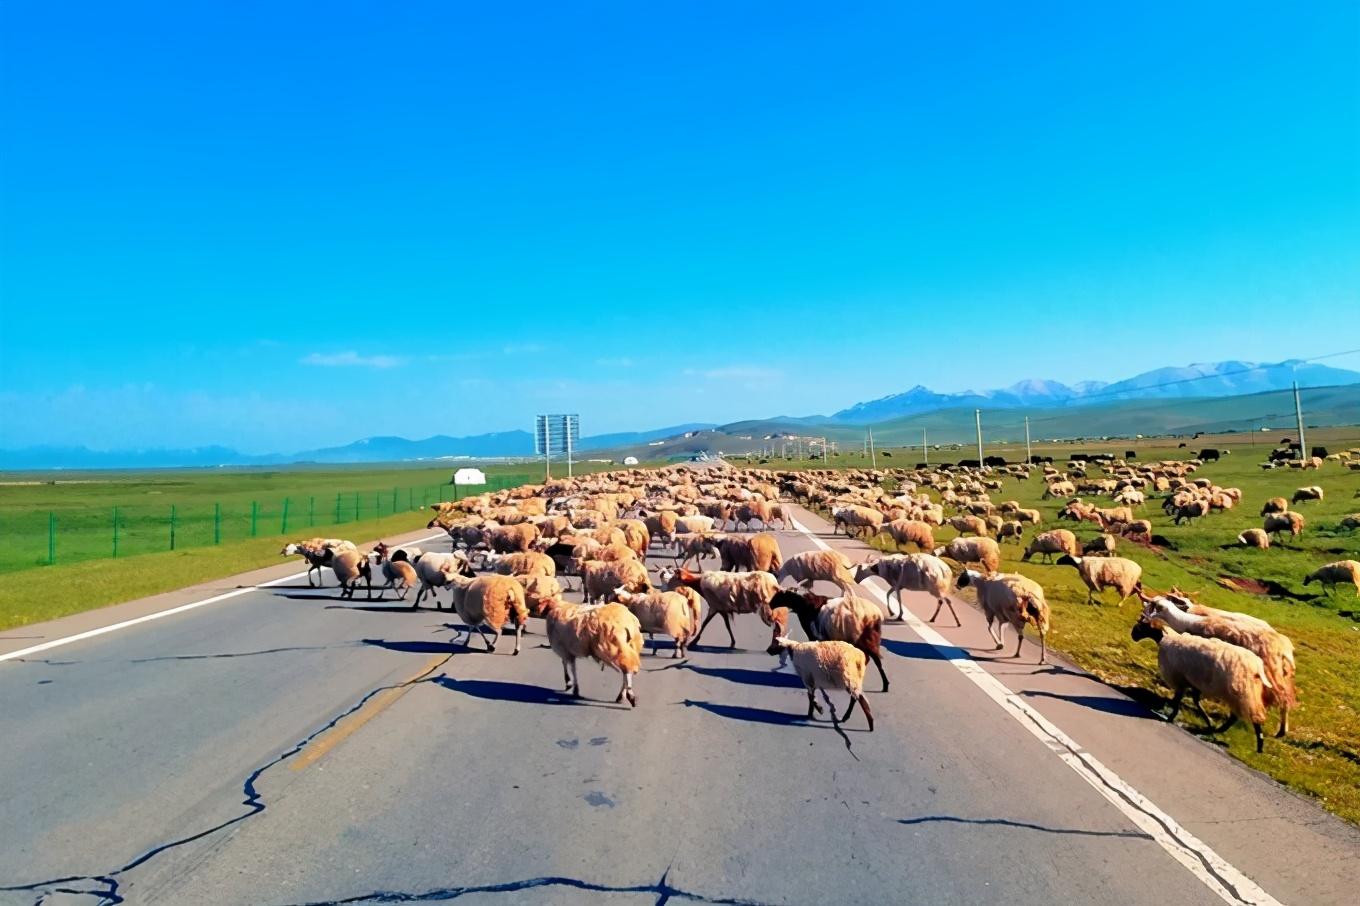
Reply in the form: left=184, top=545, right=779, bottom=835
left=0, top=655, right=454, bottom=905
left=896, top=815, right=1150, bottom=838
left=129, top=643, right=363, bottom=663
left=273, top=867, right=780, bottom=906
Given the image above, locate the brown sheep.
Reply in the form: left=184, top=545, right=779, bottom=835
left=446, top=574, right=529, bottom=654
left=935, top=537, right=1001, bottom=575
left=1021, top=529, right=1079, bottom=563
left=1263, top=511, right=1305, bottom=541
left=717, top=532, right=783, bottom=573
left=878, top=518, right=935, bottom=552
left=542, top=600, right=643, bottom=706
left=1055, top=554, right=1143, bottom=606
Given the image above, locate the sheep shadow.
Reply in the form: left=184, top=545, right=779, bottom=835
left=275, top=592, right=359, bottom=602
left=681, top=664, right=804, bottom=689
left=434, top=675, right=615, bottom=708
left=680, top=698, right=814, bottom=727
left=325, top=604, right=424, bottom=613
left=881, top=638, right=962, bottom=661
left=362, top=638, right=462, bottom=655
left=1020, top=689, right=1158, bottom=720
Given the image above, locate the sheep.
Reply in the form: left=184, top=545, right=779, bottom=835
left=445, top=574, right=529, bottom=654
left=770, top=589, right=888, bottom=691
left=1291, top=485, right=1324, bottom=504
left=765, top=637, right=873, bottom=731
left=1303, top=560, right=1360, bottom=597
left=853, top=553, right=957, bottom=625
left=482, top=550, right=556, bottom=577
left=580, top=557, right=650, bottom=603
left=1131, top=617, right=1272, bottom=753
left=673, top=532, right=721, bottom=569
left=542, top=600, right=643, bottom=706
left=832, top=505, right=885, bottom=539
left=612, top=587, right=698, bottom=657
left=282, top=538, right=355, bottom=586
left=615, top=519, right=651, bottom=558
left=674, top=515, right=716, bottom=535
left=776, top=549, right=859, bottom=596
left=1340, top=513, right=1360, bottom=531
left=643, top=511, right=679, bottom=545
left=717, top=532, right=783, bottom=573
left=1236, top=528, right=1270, bottom=550
left=486, top=522, right=541, bottom=553
left=935, top=537, right=1001, bottom=575
left=955, top=570, right=1049, bottom=664
left=1263, top=511, right=1305, bottom=541
left=1020, top=529, right=1078, bottom=564
left=514, top=574, right=563, bottom=617
left=325, top=548, right=372, bottom=599
left=659, top=567, right=781, bottom=648
left=1173, top=500, right=1209, bottom=525
left=1081, top=534, right=1117, bottom=556
left=1054, top=554, right=1143, bottom=606
left=370, top=542, right=417, bottom=598
left=1014, top=508, right=1042, bottom=525
left=878, top=518, right=935, bottom=552
left=1140, top=597, right=1296, bottom=738
left=947, top=514, right=989, bottom=537
left=395, top=550, right=475, bottom=608
left=1152, top=588, right=1275, bottom=632
left=1260, top=496, right=1289, bottom=515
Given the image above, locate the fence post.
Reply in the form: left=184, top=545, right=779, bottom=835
left=113, top=506, right=119, bottom=558
left=250, top=501, right=258, bottom=537
left=354, top=493, right=360, bottom=522
left=308, top=495, right=315, bottom=528
left=281, top=497, right=290, bottom=535
left=48, top=512, right=56, bottom=565
left=170, top=505, right=177, bottom=551
left=335, top=493, right=342, bottom=524
left=392, top=487, right=398, bottom=512
left=214, top=503, right=221, bottom=544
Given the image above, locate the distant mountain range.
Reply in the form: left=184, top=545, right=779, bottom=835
left=3, top=359, right=1358, bottom=470
left=830, top=360, right=1360, bottom=423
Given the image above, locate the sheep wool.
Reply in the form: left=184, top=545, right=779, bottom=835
left=766, top=637, right=873, bottom=731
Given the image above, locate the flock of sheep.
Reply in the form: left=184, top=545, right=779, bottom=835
left=277, top=452, right=1352, bottom=750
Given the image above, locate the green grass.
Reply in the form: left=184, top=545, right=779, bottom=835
left=794, top=439, right=1360, bottom=824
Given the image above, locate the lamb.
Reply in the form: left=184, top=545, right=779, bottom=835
left=1054, top=554, right=1143, bottom=606
left=1303, top=560, right=1360, bottom=597
left=370, top=542, right=417, bottom=598
left=1016, top=529, right=1074, bottom=566
left=325, top=548, right=372, bottom=599
left=1263, top=511, right=1305, bottom=541
left=1236, top=528, right=1270, bottom=550
left=542, top=600, right=643, bottom=706
left=445, top=574, right=529, bottom=655
left=853, top=553, right=957, bottom=625
left=1260, top=496, right=1289, bottom=515
left=396, top=550, right=475, bottom=608
left=935, top=537, right=1001, bottom=575
left=955, top=570, right=1049, bottom=664
left=282, top=538, right=355, bottom=586
left=673, top=532, right=721, bottom=569
left=1291, top=485, right=1324, bottom=504
left=878, top=519, right=935, bottom=552
left=947, top=514, right=989, bottom=537
left=776, top=549, right=859, bottom=596
left=1140, top=597, right=1296, bottom=738
left=770, top=589, right=888, bottom=691
left=765, top=637, right=873, bottom=731
left=612, top=587, right=698, bottom=657
left=717, top=532, right=783, bottom=573
left=1131, top=617, right=1272, bottom=752
left=660, top=567, right=781, bottom=648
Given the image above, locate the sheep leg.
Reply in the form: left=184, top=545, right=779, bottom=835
left=568, top=658, right=582, bottom=697
left=691, top=610, right=722, bottom=646
left=1012, top=627, right=1025, bottom=659
left=1252, top=722, right=1265, bottom=753
left=1191, top=690, right=1216, bottom=727
left=1164, top=686, right=1187, bottom=723
left=1212, top=714, right=1239, bottom=736
left=805, top=686, right=823, bottom=719
left=560, top=657, right=574, bottom=692
left=1276, top=707, right=1289, bottom=738
left=721, top=613, right=737, bottom=648
left=412, top=584, right=426, bottom=610
left=937, top=595, right=962, bottom=627
left=867, top=650, right=889, bottom=692
left=512, top=622, right=523, bottom=656
left=986, top=617, right=1003, bottom=650
left=616, top=670, right=637, bottom=708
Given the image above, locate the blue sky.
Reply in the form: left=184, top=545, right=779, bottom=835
left=2, top=2, right=1358, bottom=453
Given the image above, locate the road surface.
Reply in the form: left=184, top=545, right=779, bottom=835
left=1, top=504, right=1357, bottom=905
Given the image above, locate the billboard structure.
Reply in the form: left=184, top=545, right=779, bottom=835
left=535, top=414, right=580, bottom=479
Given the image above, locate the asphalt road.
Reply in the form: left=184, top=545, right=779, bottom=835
left=2, top=505, right=1358, bottom=905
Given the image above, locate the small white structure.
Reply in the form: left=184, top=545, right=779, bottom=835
left=452, top=467, right=487, bottom=486
left=622, top=456, right=639, bottom=466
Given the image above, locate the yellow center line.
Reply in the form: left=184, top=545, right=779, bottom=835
left=290, top=652, right=450, bottom=772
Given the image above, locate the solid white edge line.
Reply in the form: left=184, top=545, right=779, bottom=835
left=788, top=514, right=1281, bottom=906
left=0, top=532, right=448, bottom=664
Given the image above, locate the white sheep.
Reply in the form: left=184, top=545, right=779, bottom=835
left=1303, top=559, right=1360, bottom=597
left=766, top=637, right=874, bottom=731
left=853, top=553, right=956, bottom=625
left=1055, top=554, right=1142, bottom=606
left=955, top=570, right=1049, bottom=664
left=776, top=549, right=859, bottom=596
left=612, top=587, right=699, bottom=658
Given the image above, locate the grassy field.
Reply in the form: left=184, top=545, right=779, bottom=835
left=0, top=459, right=649, bottom=630
left=777, top=434, right=1360, bottom=823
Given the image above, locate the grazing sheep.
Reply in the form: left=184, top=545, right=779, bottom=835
left=853, top=553, right=957, bottom=625
left=1131, top=617, right=1272, bottom=753
left=1014, top=508, right=1042, bottom=525
left=1263, top=511, right=1305, bottom=541
left=1081, top=534, right=1117, bottom=556
left=935, top=537, right=1001, bottom=575
left=995, top=520, right=1024, bottom=545
left=717, top=532, right=783, bottom=573
left=1054, top=554, right=1143, bottom=606
left=1236, top=528, right=1271, bottom=550
left=1291, top=486, right=1324, bottom=505
left=947, top=514, right=989, bottom=537
left=955, top=570, right=1049, bottom=664
left=1140, top=597, right=1296, bottom=739
left=445, top=574, right=529, bottom=654
left=1260, top=497, right=1289, bottom=515
left=770, top=589, right=888, bottom=691
left=370, top=542, right=417, bottom=598
left=326, top=548, right=372, bottom=600
left=1020, top=529, right=1079, bottom=564
left=878, top=518, right=935, bottom=552
left=1173, top=500, right=1210, bottom=525
left=612, top=587, right=699, bottom=657
left=776, top=549, right=859, bottom=596
left=543, top=600, right=643, bottom=706
left=660, top=567, right=782, bottom=648
left=1303, top=560, right=1360, bottom=597
left=766, top=637, right=873, bottom=731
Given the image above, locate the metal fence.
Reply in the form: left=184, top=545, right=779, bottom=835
left=0, top=475, right=531, bottom=573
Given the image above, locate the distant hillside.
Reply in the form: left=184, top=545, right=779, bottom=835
left=832, top=359, right=1360, bottom=424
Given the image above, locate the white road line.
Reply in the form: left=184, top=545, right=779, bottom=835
left=788, top=515, right=1281, bottom=906
left=0, top=533, right=447, bottom=664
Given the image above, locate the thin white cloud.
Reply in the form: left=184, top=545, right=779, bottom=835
left=300, top=351, right=405, bottom=368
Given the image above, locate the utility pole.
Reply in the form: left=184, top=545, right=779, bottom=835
left=822, top=437, right=828, bottom=464
left=868, top=428, right=877, bottom=468
left=974, top=409, right=984, bottom=465
left=922, top=428, right=928, bottom=466
left=1024, top=416, right=1032, bottom=464
left=1293, top=381, right=1307, bottom=460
